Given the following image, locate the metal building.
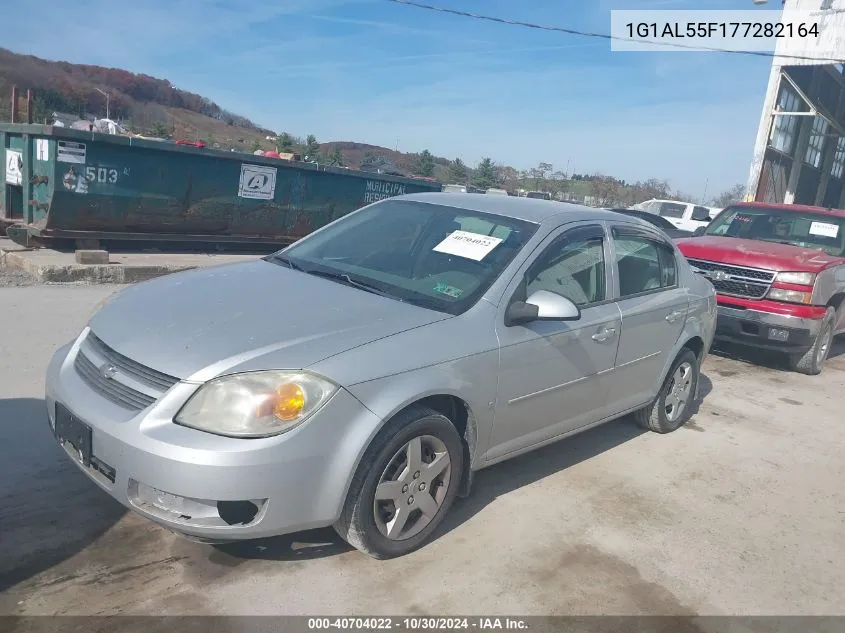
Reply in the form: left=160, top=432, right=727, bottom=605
left=747, top=0, right=845, bottom=208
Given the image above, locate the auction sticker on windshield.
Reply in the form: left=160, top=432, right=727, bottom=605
left=433, top=230, right=503, bottom=261
left=809, top=221, right=839, bottom=239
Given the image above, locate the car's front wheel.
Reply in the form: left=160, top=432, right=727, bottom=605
left=334, top=406, right=464, bottom=559
left=634, top=348, right=700, bottom=434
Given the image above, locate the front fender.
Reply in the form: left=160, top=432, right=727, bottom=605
left=344, top=349, right=500, bottom=471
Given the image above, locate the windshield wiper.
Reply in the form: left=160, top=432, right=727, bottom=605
left=267, top=253, right=304, bottom=270
left=304, top=268, right=400, bottom=300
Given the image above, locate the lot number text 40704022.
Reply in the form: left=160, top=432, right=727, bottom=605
left=307, top=618, right=529, bottom=631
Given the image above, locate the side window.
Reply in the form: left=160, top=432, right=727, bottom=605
left=692, top=206, right=711, bottom=222
left=613, top=231, right=677, bottom=297
left=525, top=226, right=606, bottom=306
left=658, top=202, right=686, bottom=219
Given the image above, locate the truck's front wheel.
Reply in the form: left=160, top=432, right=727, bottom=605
left=789, top=307, right=835, bottom=376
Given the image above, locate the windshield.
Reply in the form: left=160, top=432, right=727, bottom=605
left=705, top=205, right=845, bottom=257
left=268, top=200, right=539, bottom=315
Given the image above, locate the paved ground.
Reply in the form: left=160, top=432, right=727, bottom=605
left=1, top=278, right=844, bottom=617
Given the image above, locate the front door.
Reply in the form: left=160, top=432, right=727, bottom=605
left=489, top=223, right=621, bottom=461
left=605, top=223, right=689, bottom=415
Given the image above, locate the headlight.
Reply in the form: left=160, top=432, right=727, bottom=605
left=767, top=288, right=813, bottom=304
left=774, top=271, right=815, bottom=285
left=174, top=371, right=338, bottom=438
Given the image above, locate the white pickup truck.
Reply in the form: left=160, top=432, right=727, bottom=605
left=631, top=199, right=719, bottom=233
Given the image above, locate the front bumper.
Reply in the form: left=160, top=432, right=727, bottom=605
left=714, top=305, right=822, bottom=354
left=45, top=339, right=382, bottom=542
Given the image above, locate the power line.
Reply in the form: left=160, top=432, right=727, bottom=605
left=386, top=0, right=844, bottom=64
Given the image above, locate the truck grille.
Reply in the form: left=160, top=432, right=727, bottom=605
left=687, top=258, right=776, bottom=300
left=74, top=331, right=179, bottom=411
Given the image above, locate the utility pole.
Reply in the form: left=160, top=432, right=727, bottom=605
left=94, top=88, right=110, bottom=120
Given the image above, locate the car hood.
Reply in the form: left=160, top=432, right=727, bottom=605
left=87, top=260, right=450, bottom=381
left=675, top=236, right=843, bottom=273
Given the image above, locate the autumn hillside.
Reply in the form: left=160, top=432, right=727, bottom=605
left=0, top=48, right=458, bottom=173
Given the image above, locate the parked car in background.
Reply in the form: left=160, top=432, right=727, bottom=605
left=632, top=199, right=715, bottom=233
left=525, top=191, right=552, bottom=200
left=606, top=208, right=694, bottom=240
left=46, top=193, right=716, bottom=559
left=485, top=188, right=509, bottom=196
left=676, top=202, right=845, bottom=375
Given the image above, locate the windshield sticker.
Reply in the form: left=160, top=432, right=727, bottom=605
left=808, top=221, right=839, bottom=239
left=433, top=282, right=464, bottom=298
left=433, top=230, right=503, bottom=261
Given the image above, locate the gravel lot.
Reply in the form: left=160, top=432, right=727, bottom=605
left=1, top=279, right=843, bottom=617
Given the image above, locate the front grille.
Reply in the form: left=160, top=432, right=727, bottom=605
left=687, top=258, right=775, bottom=300
left=86, top=333, right=178, bottom=391
left=74, top=331, right=179, bottom=411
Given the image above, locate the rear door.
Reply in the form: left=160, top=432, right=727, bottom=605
left=604, top=223, right=689, bottom=416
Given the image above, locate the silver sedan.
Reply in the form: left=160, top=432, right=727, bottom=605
left=45, top=193, right=717, bottom=559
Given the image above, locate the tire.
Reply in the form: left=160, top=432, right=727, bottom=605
left=334, top=406, right=464, bottom=559
left=634, top=348, right=700, bottom=434
left=789, top=307, right=835, bottom=376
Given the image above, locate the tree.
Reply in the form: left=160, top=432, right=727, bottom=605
left=328, top=145, right=345, bottom=167
left=712, top=183, right=747, bottom=208
left=150, top=122, right=171, bottom=138
left=448, top=158, right=468, bottom=184
left=473, top=157, right=497, bottom=189
left=496, top=165, right=519, bottom=191
left=304, top=134, right=320, bottom=159
left=414, top=149, right=435, bottom=177
left=590, top=175, right=620, bottom=206
left=250, top=140, right=262, bottom=153
left=533, top=162, right=553, bottom=188
left=276, top=132, right=295, bottom=153
left=360, top=151, right=389, bottom=171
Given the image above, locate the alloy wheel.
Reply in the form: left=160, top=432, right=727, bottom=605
left=373, top=435, right=452, bottom=541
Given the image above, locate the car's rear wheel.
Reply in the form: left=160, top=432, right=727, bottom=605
left=789, top=307, right=835, bottom=376
left=633, top=348, right=699, bottom=434
left=334, top=406, right=464, bottom=559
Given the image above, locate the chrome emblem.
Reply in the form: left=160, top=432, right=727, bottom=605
left=711, top=270, right=729, bottom=281
left=99, top=363, right=118, bottom=380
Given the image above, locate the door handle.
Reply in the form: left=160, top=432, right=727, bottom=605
left=665, top=309, right=685, bottom=323
left=591, top=327, right=617, bottom=343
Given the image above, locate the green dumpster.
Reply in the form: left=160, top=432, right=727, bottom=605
left=1, top=123, right=442, bottom=247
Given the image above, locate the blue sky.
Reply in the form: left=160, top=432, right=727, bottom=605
left=2, top=0, right=777, bottom=198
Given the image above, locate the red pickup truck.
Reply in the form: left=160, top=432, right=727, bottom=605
left=675, top=202, right=845, bottom=375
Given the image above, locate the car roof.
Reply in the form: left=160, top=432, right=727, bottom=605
left=397, top=192, right=623, bottom=224
left=731, top=201, right=845, bottom=218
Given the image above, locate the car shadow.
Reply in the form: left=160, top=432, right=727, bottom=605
left=0, top=398, right=126, bottom=593
left=217, top=376, right=715, bottom=562
left=710, top=334, right=845, bottom=370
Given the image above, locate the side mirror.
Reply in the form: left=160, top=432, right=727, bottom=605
left=693, top=226, right=707, bottom=237
left=505, top=290, right=581, bottom=326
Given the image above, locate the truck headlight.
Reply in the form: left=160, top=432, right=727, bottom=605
left=774, top=272, right=816, bottom=285
left=766, top=288, right=813, bottom=304
left=174, top=371, right=338, bottom=438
